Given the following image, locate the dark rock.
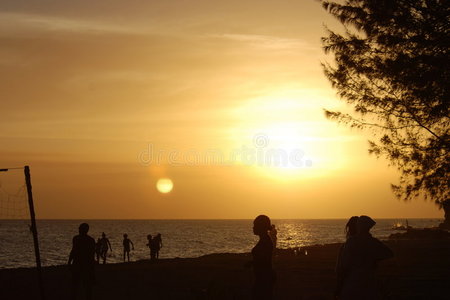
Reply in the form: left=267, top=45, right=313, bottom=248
left=389, top=228, right=450, bottom=240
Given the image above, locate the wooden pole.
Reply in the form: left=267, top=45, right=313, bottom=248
left=24, top=165, right=46, bottom=300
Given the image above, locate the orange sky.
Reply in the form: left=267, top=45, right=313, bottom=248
left=0, top=1, right=442, bottom=219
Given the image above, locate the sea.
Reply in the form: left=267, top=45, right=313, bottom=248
left=0, top=218, right=442, bottom=269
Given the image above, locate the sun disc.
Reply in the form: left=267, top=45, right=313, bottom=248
left=156, top=178, right=173, bottom=193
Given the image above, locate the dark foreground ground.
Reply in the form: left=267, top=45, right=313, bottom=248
left=1, top=239, right=449, bottom=300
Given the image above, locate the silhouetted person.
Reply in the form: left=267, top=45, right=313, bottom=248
left=149, top=234, right=160, bottom=260
left=122, top=233, right=134, bottom=262
left=249, top=215, right=276, bottom=300
left=99, top=232, right=112, bottom=264
left=153, top=233, right=163, bottom=259
left=337, top=215, right=393, bottom=300
left=335, top=216, right=359, bottom=299
left=95, top=238, right=101, bottom=264
left=68, top=223, right=96, bottom=300
left=269, top=224, right=278, bottom=251
left=146, top=234, right=153, bottom=260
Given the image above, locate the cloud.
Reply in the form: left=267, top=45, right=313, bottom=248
left=0, top=12, right=144, bottom=36
left=208, top=33, right=316, bottom=51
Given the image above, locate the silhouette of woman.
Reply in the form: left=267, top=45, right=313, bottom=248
left=335, top=216, right=359, bottom=298
left=337, top=215, right=393, bottom=300
left=250, top=215, right=276, bottom=300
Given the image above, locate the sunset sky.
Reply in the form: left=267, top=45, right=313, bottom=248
left=0, top=0, right=442, bottom=219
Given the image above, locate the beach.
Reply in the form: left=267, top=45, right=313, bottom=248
left=1, top=238, right=449, bottom=300
left=1, top=219, right=441, bottom=269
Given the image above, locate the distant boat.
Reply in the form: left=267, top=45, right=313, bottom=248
left=392, top=219, right=412, bottom=230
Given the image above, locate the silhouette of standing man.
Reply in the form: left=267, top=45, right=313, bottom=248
left=122, top=233, right=134, bottom=262
left=153, top=233, right=163, bottom=259
left=147, top=234, right=155, bottom=260
left=68, top=223, right=96, bottom=300
left=99, top=232, right=112, bottom=264
left=250, top=215, right=276, bottom=300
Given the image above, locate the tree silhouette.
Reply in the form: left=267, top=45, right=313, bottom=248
left=321, top=0, right=449, bottom=225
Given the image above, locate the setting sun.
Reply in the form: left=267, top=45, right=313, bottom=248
left=225, top=90, right=350, bottom=180
left=156, top=178, right=174, bottom=194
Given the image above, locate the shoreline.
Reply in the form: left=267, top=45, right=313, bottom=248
left=0, top=243, right=341, bottom=271
left=3, top=226, right=447, bottom=271
left=1, top=219, right=443, bottom=270
left=1, top=239, right=450, bottom=299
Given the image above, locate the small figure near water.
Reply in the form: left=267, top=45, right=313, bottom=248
left=248, top=215, right=276, bottom=300
left=335, top=215, right=394, bottom=300
left=68, top=223, right=96, bottom=300
left=99, top=232, right=112, bottom=264
left=122, top=233, right=134, bottom=262
left=146, top=234, right=153, bottom=260
left=147, top=233, right=163, bottom=260
left=153, top=233, right=163, bottom=259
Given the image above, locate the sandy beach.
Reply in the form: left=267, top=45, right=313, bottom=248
left=1, top=238, right=449, bottom=300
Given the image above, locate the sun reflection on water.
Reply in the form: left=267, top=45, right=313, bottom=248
left=277, top=223, right=314, bottom=249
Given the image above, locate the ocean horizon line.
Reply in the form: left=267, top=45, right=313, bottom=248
left=1, top=217, right=443, bottom=221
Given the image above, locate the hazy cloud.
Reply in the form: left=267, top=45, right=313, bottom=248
left=0, top=12, right=147, bottom=36
left=209, top=33, right=316, bottom=51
